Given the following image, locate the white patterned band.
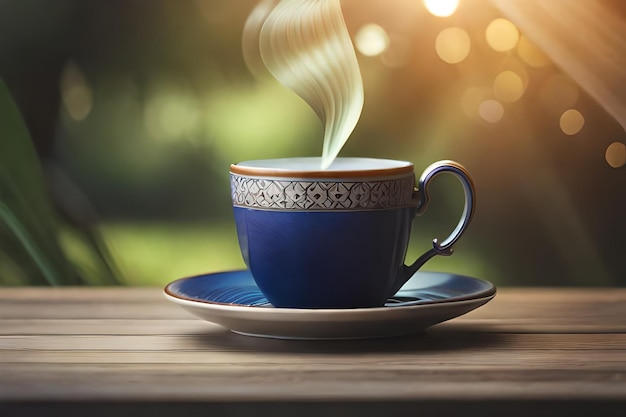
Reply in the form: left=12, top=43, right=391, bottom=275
left=230, top=174, right=417, bottom=211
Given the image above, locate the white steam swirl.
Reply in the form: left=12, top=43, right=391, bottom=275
left=249, top=0, right=364, bottom=169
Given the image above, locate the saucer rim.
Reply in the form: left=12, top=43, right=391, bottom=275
left=163, top=269, right=497, bottom=314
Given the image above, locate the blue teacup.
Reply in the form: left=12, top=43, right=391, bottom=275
left=230, top=157, right=475, bottom=309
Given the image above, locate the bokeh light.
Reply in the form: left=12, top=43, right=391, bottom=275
left=355, top=23, right=390, bottom=57
left=559, top=109, right=585, bottom=135
left=605, top=142, right=626, bottom=168
left=423, top=0, right=460, bottom=17
left=517, top=35, right=551, bottom=68
left=485, top=18, right=519, bottom=52
left=493, top=70, right=525, bottom=103
left=60, top=61, right=93, bottom=122
left=479, top=99, right=504, bottom=123
left=435, top=27, right=471, bottom=64
left=143, top=81, right=200, bottom=143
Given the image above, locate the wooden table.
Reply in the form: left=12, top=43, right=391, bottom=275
left=1, top=287, right=625, bottom=417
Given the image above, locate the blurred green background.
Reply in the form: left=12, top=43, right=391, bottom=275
left=1, top=0, right=624, bottom=287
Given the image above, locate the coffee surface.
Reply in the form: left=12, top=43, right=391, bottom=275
left=236, top=157, right=412, bottom=172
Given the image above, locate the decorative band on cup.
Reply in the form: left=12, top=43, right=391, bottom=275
left=230, top=174, right=417, bottom=211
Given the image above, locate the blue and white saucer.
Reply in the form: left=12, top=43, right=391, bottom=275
left=164, top=270, right=496, bottom=340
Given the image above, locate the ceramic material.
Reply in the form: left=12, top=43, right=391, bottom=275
left=230, top=157, right=475, bottom=309
left=164, top=270, right=496, bottom=340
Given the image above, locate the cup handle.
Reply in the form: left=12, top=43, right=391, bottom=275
left=390, top=160, right=476, bottom=295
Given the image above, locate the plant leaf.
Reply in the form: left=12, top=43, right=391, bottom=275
left=0, top=78, right=79, bottom=285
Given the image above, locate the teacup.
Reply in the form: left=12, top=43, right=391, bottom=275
left=230, top=157, right=475, bottom=309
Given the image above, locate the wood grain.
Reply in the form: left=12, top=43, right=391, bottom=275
left=1, top=287, right=625, bottom=417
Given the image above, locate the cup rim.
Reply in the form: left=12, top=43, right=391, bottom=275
left=230, top=157, right=414, bottom=178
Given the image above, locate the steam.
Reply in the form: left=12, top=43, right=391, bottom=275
left=243, top=0, right=364, bottom=169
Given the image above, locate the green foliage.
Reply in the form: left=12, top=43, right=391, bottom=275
left=0, top=79, right=119, bottom=285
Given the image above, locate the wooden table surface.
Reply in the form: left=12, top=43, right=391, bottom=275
left=1, top=287, right=625, bottom=417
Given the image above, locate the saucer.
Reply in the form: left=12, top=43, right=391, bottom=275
left=164, top=270, right=496, bottom=340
